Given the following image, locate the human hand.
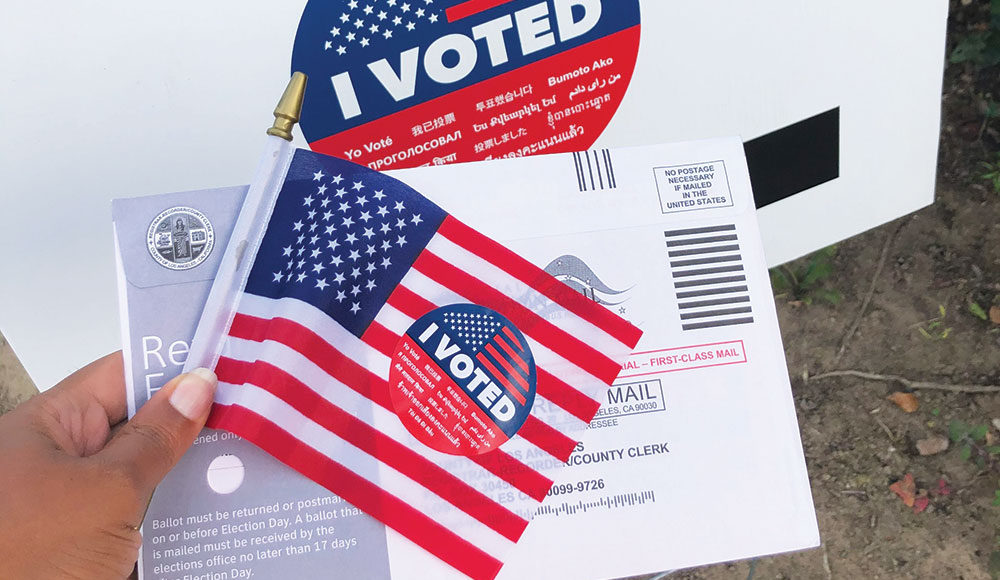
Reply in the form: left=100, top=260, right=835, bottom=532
left=0, top=352, right=217, bottom=579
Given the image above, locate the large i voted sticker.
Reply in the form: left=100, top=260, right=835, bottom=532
left=292, top=0, right=641, bottom=169
left=388, top=304, right=537, bottom=456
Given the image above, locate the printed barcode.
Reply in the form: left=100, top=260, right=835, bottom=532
left=573, top=149, right=617, bottom=192
left=665, top=224, right=755, bottom=331
left=535, top=491, right=656, bottom=517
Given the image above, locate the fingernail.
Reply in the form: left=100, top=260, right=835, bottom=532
left=169, top=368, right=218, bottom=421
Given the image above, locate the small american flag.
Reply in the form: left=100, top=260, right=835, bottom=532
left=204, top=148, right=641, bottom=579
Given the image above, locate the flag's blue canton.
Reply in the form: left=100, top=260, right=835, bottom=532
left=246, top=149, right=446, bottom=337
left=441, top=311, right=500, bottom=353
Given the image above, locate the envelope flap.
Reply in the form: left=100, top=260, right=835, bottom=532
left=113, top=186, right=248, bottom=289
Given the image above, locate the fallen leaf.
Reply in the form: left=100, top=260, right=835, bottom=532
left=888, top=392, right=919, bottom=413
left=912, top=495, right=930, bottom=514
left=936, top=478, right=951, bottom=496
left=990, top=306, right=1000, bottom=325
left=890, top=473, right=917, bottom=507
left=916, top=435, right=949, bottom=456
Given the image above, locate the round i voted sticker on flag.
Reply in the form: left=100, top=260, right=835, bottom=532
left=292, top=0, right=641, bottom=169
left=388, top=304, right=537, bottom=456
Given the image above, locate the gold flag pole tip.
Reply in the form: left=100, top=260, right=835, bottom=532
left=267, top=72, right=308, bottom=141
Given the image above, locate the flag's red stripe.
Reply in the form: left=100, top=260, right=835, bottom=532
left=230, top=312, right=268, bottom=341
left=228, top=313, right=552, bottom=501
left=494, top=334, right=529, bottom=374
left=413, top=250, right=623, bottom=385
left=215, top=358, right=530, bottom=543
left=536, top=368, right=601, bottom=424
left=445, top=0, right=515, bottom=22
left=468, top=451, right=550, bottom=502
left=360, top=321, right=399, bottom=356
left=387, top=284, right=437, bottom=319
left=475, top=352, right=527, bottom=406
left=362, top=321, right=405, bottom=359
left=206, top=406, right=504, bottom=580
left=500, top=326, right=523, bottom=351
left=439, top=216, right=643, bottom=348
left=230, top=314, right=392, bottom=409
left=483, top=343, right=531, bottom=393
left=518, top=416, right=578, bottom=463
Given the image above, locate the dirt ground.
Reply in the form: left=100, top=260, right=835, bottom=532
left=2, top=2, right=999, bottom=579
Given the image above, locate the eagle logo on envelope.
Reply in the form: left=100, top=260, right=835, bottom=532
left=291, top=0, right=641, bottom=169
left=203, top=148, right=641, bottom=579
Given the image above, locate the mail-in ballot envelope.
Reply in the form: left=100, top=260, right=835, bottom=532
left=115, top=139, right=818, bottom=580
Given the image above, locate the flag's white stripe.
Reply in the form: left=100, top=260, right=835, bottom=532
left=223, top=335, right=543, bottom=506
left=398, top=269, right=610, bottom=401
left=371, top=305, right=588, bottom=434
left=426, top=234, right=629, bottom=352
left=234, top=293, right=391, bottom=379
left=371, top=301, right=414, bottom=338
left=214, top=381, right=515, bottom=560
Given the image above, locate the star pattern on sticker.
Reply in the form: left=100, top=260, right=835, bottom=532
left=322, top=0, right=440, bottom=57
left=441, top=311, right=502, bottom=352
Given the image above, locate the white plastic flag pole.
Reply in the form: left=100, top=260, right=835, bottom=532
left=185, top=73, right=307, bottom=372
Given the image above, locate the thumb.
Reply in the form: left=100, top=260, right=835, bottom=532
left=100, top=368, right=218, bottom=499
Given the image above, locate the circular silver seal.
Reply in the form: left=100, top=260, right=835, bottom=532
left=146, top=207, right=215, bottom=271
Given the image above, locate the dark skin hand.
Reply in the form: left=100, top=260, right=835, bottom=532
left=0, top=352, right=217, bottom=579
